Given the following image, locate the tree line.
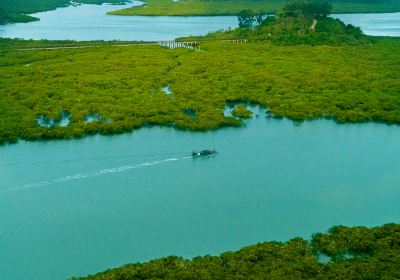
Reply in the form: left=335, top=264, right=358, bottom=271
left=72, top=223, right=400, bottom=279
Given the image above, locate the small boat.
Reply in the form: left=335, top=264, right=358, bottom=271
left=192, top=149, right=218, bottom=158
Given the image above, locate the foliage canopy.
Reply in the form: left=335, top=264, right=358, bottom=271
left=72, top=223, right=400, bottom=279
left=283, top=0, right=333, bottom=18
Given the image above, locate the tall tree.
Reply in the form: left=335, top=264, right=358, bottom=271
left=0, top=8, right=10, bottom=24
left=237, top=10, right=256, bottom=28
left=283, top=1, right=332, bottom=19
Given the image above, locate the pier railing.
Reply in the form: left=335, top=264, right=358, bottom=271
left=158, top=39, right=247, bottom=51
left=16, top=39, right=248, bottom=51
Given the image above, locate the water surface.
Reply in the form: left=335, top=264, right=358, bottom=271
left=1, top=117, right=400, bottom=279
left=0, top=1, right=238, bottom=41
left=335, top=12, right=400, bottom=36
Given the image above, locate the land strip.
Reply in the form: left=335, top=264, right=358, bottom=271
left=109, top=0, right=400, bottom=16
left=0, top=0, right=127, bottom=24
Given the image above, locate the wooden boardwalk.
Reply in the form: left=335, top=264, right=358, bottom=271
left=16, top=39, right=247, bottom=51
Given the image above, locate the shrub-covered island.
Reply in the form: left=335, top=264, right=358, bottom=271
left=109, top=0, right=400, bottom=16
left=180, top=3, right=369, bottom=45
left=1, top=3, right=399, bottom=144
left=232, top=104, right=254, bottom=118
left=71, top=223, right=400, bottom=279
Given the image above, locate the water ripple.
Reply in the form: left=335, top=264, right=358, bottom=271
left=0, top=157, right=181, bottom=194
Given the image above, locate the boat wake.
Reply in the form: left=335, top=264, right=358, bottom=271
left=0, top=155, right=192, bottom=241
left=1, top=157, right=182, bottom=194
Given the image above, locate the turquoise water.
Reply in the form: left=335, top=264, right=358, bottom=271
left=1, top=117, right=400, bottom=279
left=0, top=1, right=399, bottom=40
left=1, top=3, right=400, bottom=279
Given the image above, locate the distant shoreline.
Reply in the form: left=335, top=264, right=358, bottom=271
left=0, top=0, right=129, bottom=25
left=108, top=11, right=400, bottom=17
left=108, top=0, right=400, bottom=17
left=2, top=0, right=400, bottom=26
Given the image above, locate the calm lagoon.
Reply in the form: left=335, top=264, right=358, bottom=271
left=1, top=117, right=400, bottom=279
left=0, top=1, right=238, bottom=41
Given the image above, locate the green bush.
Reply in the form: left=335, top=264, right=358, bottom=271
left=232, top=104, right=253, bottom=118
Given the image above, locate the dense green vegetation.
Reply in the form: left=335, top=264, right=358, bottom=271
left=0, top=7, right=36, bottom=24
left=0, top=7, right=9, bottom=24
left=235, top=1, right=333, bottom=28
left=109, top=0, right=400, bottom=16
left=1, top=35, right=399, bottom=144
left=0, top=0, right=126, bottom=24
left=232, top=104, right=253, bottom=118
left=283, top=0, right=333, bottom=18
left=71, top=223, right=400, bottom=279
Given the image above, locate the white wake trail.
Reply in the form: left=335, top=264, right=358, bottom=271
left=1, top=157, right=182, bottom=194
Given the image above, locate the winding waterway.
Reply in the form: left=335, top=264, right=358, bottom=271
left=0, top=1, right=399, bottom=40
left=1, top=116, right=400, bottom=279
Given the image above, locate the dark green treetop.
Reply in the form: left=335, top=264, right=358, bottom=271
left=283, top=0, right=333, bottom=18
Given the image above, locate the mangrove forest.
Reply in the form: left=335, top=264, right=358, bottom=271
left=72, top=223, right=400, bottom=279
left=0, top=12, right=399, bottom=144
